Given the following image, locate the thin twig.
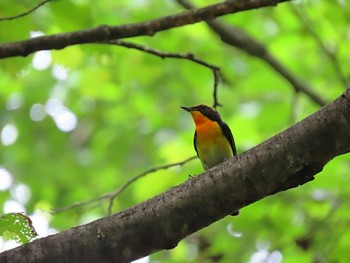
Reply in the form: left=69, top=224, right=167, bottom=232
left=107, top=156, right=197, bottom=215
left=212, top=69, right=222, bottom=108
left=51, top=193, right=111, bottom=214
left=52, top=156, right=197, bottom=214
left=104, top=40, right=222, bottom=108
left=0, top=0, right=52, bottom=21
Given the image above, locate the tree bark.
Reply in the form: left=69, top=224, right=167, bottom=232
left=1, top=89, right=350, bottom=262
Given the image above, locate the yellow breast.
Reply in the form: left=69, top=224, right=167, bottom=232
left=192, top=114, right=233, bottom=170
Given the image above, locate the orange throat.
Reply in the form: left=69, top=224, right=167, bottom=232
left=190, top=111, right=222, bottom=141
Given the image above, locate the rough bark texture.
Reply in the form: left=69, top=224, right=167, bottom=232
left=0, top=0, right=289, bottom=59
left=1, top=89, right=350, bottom=262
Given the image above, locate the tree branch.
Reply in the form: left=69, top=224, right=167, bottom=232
left=2, top=88, right=350, bottom=263
left=0, top=0, right=52, bottom=21
left=104, top=40, right=222, bottom=108
left=0, top=0, right=290, bottom=59
left=177, top=0, right=327, bottom=107
left=51, top=156, right=197, bottom=215
left=106, top=156, right=197, bottom=215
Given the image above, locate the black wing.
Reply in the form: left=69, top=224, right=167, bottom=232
left=193, top=131, right=199, bottom=157
left=221, top=121, right=237, bottom=156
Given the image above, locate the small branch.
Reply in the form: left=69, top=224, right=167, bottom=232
left=177, top=0, right=327, bottom=107
left=0, top=0, right=52, bottom=21
left=212, top=69, right=221, bottom=108
left=264, top=54, right=327, bottom=106
left=52, top=156, right=196, bottom=214
left=0, top=0, right=291, bottom=58
left=104, top=40, right=222, bottom=108
left=291, top=5, right=349, bottom=87
left=50, top=193, right=110, bottom=214
left=107, top=156, right=197, bottom=215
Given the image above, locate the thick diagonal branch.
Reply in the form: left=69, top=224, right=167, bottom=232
left=1, top=89, right=350, bottom=263
left=0, top=0, right=290, bottom=59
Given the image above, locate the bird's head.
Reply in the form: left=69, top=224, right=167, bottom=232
left=181, top=104, right=222, bottom=125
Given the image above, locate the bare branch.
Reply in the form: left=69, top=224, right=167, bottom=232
left=212, top=69, right=221, bottom=108
left=0, top=0, right=291, bottom=59
left=52, top=156, right=196, bottom=214
left=50, top=193, right=110, bottom=214
left=107, top=156, right=197, bottom=215
left=0, top=0, right=52, bottom=21
left=104, top=40, right=222, bottom=108
left=177, top=0, right=327, bottom=107
left=264, top=54, right=327, bottom=106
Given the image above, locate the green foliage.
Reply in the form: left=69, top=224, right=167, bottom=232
left=0, top=0, right=349, bottom=262
left=0, top=213, right=37, bottom=244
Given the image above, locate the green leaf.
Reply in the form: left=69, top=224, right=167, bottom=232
left=0, top=213, right=38, bottom=244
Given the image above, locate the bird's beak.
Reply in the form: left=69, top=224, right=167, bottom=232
left=181, top=106, right=192, bottom=112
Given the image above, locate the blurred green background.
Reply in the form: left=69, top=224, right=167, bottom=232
left=0, top=0, right=349, bottom=262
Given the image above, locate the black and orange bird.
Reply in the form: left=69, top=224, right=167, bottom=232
left=181, top=104, right=236, bottom=171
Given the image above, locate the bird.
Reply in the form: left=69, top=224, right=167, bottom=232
left=181, top=104, right=239, bottom=216
left=181, top=104, right=236, bottom=170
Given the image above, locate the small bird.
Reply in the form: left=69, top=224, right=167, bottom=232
left=181, top=104, right=236, bottom=170
left=181, top=104, right=239, bottom=216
